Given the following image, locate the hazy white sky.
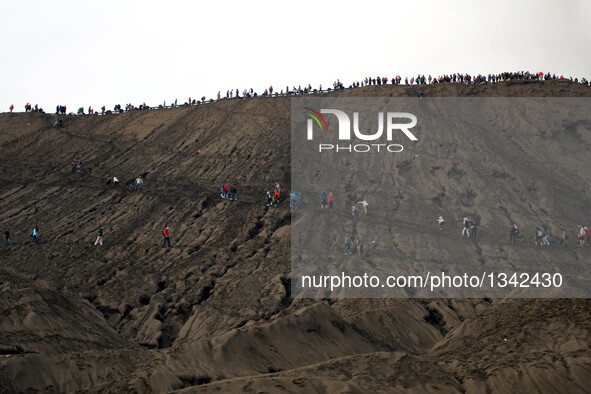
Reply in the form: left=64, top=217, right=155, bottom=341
left=1, top=0, right=589, bottom=112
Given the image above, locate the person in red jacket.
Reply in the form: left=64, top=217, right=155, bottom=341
left=328, top=192, right=334, bottom=209
left=273, top=189, right=280, bottom=205
left=162, top=225, right=171, bottom=248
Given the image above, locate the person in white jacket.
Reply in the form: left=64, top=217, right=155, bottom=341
left=462, top=217, right=470, bottom=237
left=357, top=200, right=369, bottom=214
left=436, top=213, right=445, bottom=230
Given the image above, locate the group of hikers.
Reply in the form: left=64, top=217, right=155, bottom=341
left=72, top=158, right=144, bottom=191
left=22, top=103, right=44, bottom=113
left=352, top=201, right=369, bottom=219
left=309, top=195, right=589, bottom=251
left=460, top=217, right=480, bottom=238
left=265, top=183, right=281, bottom=206
left=289, top=192, right=303, bottom=209
left=272, top=190, right=370, bottom=217
left=576, top=226, right=591, bottom=247
left=71, top=159, right=83, bottom=173
left=220, top=183, right=238, bottom=200
left=320, top=191, right=335, bottom=209
left=509, top=223, right=591, bottom=247
left=2, top=224, right=172, bottom=249
left=3, top=226, right=39, bottom=246
left=451, top=215, right=589, bottom=247
left=129, top=176, right=143, bottom=190
left=3, top=177, right=590, bottom=250
left=105, top=174, right=141, bottom=190
left=7, top=70, right=590, bottom=115
left=111, top=175, right=142, bottom=190
left=317, top=192, right=369, bottom=218
left=361, top=71, right=587, bottom=87
left=344, top=232, right=364, bottom=256
left=338, top=219, right=591, bottom=258
left=105, top=176, right=120, bottom=188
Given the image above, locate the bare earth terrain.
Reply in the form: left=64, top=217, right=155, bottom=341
left=1, top=80, right=590, bottom=393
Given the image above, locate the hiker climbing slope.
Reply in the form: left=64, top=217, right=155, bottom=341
left=436, top=214, right=445, bottom=230
left=31, top=226, right=38, bottom=245
left=94, top=226, right=104, bottom=246
left=163, top=226, right=171, bottom=248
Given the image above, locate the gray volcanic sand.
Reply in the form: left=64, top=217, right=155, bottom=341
left=0, top=80, right=590, bottom=393
left=290, top=97, right=591, bottom=298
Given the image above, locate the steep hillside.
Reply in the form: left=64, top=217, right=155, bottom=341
left=0, top=80, right=590, bottom=392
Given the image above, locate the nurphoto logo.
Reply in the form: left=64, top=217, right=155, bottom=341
left=304, top=108, right=418, bottom=153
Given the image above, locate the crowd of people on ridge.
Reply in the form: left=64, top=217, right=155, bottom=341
left=5, top=70, right=589, bottom=115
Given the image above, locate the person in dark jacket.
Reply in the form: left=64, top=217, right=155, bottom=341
left=471, top=220, right=479, bottom=239
left=344, top=232, right=352, bottom=255
left=510, top=224, right=519, bottom=243
left=560, top=228, right=568, bottom=247
left=94, top=226, right=104, bottom=246
left=3, top=228, right=9, bottom=246
left=321, top=191, right=328, bottom=209
left=31, top=226, right=38, bottom=244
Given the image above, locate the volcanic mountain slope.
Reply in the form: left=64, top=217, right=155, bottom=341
left=291, top=95, right=591, bottom=298
left=0, top=80, right=589, bottom=393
